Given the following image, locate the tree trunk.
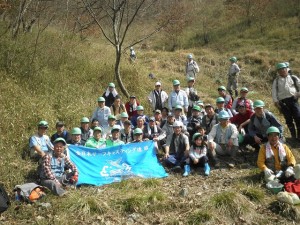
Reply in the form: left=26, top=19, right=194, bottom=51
left=115, top=47, right=129, bottom=98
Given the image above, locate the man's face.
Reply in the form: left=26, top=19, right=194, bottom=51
left=254, top=107, right=264, bottom=117
left=124, top=123, right=131, bottom=131
left=174, top=109, right=181, bottom=116
left=220, top=119, right=229, bottom=127
left=81, top=122, right=89, bottom=130
left=137, top=110, right=143, bottom=115
left=38, top=126, right=48, bottom=135
left=54, top=142, right=65, bottom=157
left=155, top=85, right=161, bottom=91
left=72, top=134, right=81, bottom=142
left=98, top=101, right=105, bottom=108
left=192, top=110, right=200, bottom=117
left=108, top=119, right=116, bottom=126
left=129, top=98, right=135, bottom=104
left=218, top=90, right=225, bottom=96
left=109, top=87, right=114, bottom=92
left=134, top=134, right=143, bottom=141
left=216, top=102, right=225, bottom=109
left=268, top=132, right=279, bottom=146
left=56, top=125, right=64, bottom=133
left=205, top=106, right=214, bottom=116
left=173, top=85, right=180, bottom=91
left=167, top=116, right=174, bottom=124
left=112, top=130, right=120, bottom=140
left=149, top=120, right=155, bottom=127
left=93, top=130, right=101, bottom=140
left=238, top=106, right=246, bottom=114
left=188, top=81, right=194, bottom=87
left=137, top=118, right=144, bottom=128
left=240, top=91, right=248, bottom=98
left=278, top=68, right=288, bottom=77
left=173, top=126, right=182, bottom=135
left=121, top=117, right=128, bottom=122
left=154, top=113, right=161, bottom=120
left=92, top=121, right=99, bottom=127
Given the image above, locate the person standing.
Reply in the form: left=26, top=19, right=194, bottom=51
left=185, top=54, right=200, bottom=80
left=227, top=57, right=240, bottom=97
left=168, top=80, right=189, bottom=114
left=148, top=81, right=168, bottom=111
left=102, top=83, right=118, bottom=107
left=272, top=62, right=300, bottom=141
left=91, top=97, right=111, bottom=129
left=184, top=77, right=199, bottom=117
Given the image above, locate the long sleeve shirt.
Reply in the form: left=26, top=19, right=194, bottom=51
left=168, top=90, right=189, bottom=111
left=228, top=63, right=240, bottom=76
left=91, top=106, right=111, bottom=129
left=272, top=75, right=300, bottom=102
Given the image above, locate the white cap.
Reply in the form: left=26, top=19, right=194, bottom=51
left=155, top=82, right=161, bottom=86
left=173, top=121, right=183, bottom=128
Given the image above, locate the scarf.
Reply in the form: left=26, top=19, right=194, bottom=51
left=105, top=88, right=118, bottom=97
left=265, top=141, right=286, bottom=161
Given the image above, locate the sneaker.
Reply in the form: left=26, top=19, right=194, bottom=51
left=171, top=165, right=182, bottom=173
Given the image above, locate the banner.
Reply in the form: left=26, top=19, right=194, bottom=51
left=68, top=141, right=168, bottom=186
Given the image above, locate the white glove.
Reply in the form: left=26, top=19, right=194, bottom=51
left=264, top=168, right=274, bottom=177
left=285, top=166, right=295, bottom=178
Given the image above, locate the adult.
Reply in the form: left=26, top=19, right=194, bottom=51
left=217, top=86, right=232, bottom=109
left=160, top=107, right=169, bottom=127
left=227, top=56, right=240, bottom=97
left=40, top=138, right=78, bottom=197
left=110, top=95, right=127, bottom=121
left=200, top=104, right=218, bottom=134
left=230, top=102, right=254, bottom=134
left=148, top=81, right=168, bottom=111
left=79, top=117, right=93, bottom=145
left=207, top=111, right=239, bottom=167
left=214, top=97, right=233, bottom=118
left=129, top=47, right=136, bottom=61
left=243, top=100, right=283, bottom=151
left=143, top=117, right=166, bottom=142
left=164, top=121, right=190, bottom=177
left=29, top=120, right=53, bottom=159
left=231, top=87, right=254, bottom=115
left=162, top=112, right=175, bottom=137
left=91, top=96, right=111, bottom=129
left=90, top=119, right=99, bottom=130
left=184, top=77, right=200, bottom=117
left=102, top=115, right=117, bottom=139
left=187, top=105, right=202, bottom=140
left=154, top=109, right=163, bottom=127
left=135, top=116, right=147, bottom=139
left=168, top=80, right=189, bottom=114
left=116, top=112, right=129, bottom=129
left=120, top=120, right=134, bottom=144
left=130, top=105, right=149, bottom=127
left=125, top=95, right=140, bottom=120
left=131, top=128, right=145, bottom=143
left=173, top=105, right=188, bottom=128
left=185, top=54, right=200, bottom=80
left=272, top=62, right=300, bottom=140
left=67, top=127, right=85, bottom=146
left=85, top=127, right=106, bottom=149
left=102, top=82, right=118, bottom=107
left=50, top=121, right=71, bottom=143
left=106, top=125, right=124, bottom=147
left=257, top=126, right=296, bottom=183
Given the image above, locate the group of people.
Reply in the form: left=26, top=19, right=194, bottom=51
left=28, top=57, right=300, bottom=196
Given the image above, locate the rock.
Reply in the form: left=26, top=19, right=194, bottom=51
left=179, top=188, right=188, bottom=197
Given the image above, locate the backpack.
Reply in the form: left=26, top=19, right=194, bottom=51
left=13, top=183, right=46, bottom=203
left=284, top=180, right=300, bottom=197
left=0, top=184, right=10, bottom=213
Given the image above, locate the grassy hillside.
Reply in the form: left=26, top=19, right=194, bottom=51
left=1, top=5, right=300, bottom=224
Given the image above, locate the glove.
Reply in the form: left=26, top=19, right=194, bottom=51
left=264, top=168, right=274, bottom=177
left=285, top=166, right=295, bottom=178
left=70, top=175, right=78, bottom=184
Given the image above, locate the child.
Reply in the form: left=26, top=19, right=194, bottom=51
left=189, top=133, right=210, bottom=176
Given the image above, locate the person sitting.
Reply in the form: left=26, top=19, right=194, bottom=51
left=189, top=133, right=210, bottom=176
left=173, top=105, right=188, bottom=128
left=106, top=125, right=125, bottom=147
left=160, top=107, right=169, bottom=126
left=217, top=86, right=232, bottom=110
left=257, top=126, right=296, bottom=183
left=120, top=120, right=134, bottom=144
left=29, top=120, right=53, bottom=159
left=79, top=117, right=93, bottom=145
left=230, top=102, right=254, bottom=134
left=50, top=121, right=71, bottom=143
left=130, top=105, right=149, bottom=127
left=90, top=119, right=99, bottom=130
left=231, top=87, right=254, bottom=115
left=214, top=97, right=233, bottom=118
left=125, top=95, right=140, bottom=120
left=200, top=103, right=218, bottom=134
left=162, top=112, right=175, bottom=138
left=143, top=117, right=166, bottom=151
left=116, top=112, right=129, bottom=129
left=207, top=111, right=239, bottom=168
left=102, top=115, right=117, bottom=139
left=187, top=105, right=202, bottom=141
left=91, top=97, right=111, bottom=129
left=131, top=128, right=145, bottom=143
left=102, top=83, right=118, bottom=107
left=40, top=138, right=78, bottom=197
left=243, top=100, right=283, bottom=151
left=110, top=95, right=127, bottom=121
left=67, top=127, right=85, bottom=146
left=85, top=127, right=106, bottom=149
left=164, top=121, right=190, bottom=177
left=148, top=81, right=168, bottom=111
left=154, top=109, right=163, bottom=127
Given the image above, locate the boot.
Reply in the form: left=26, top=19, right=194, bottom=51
left=288, top=125, right=296, bottom=139
left=235, top=90, right=238, bottom=97
left=204, top=163, right=210, bottom=176
left=182, top=164, right=191, bottom=177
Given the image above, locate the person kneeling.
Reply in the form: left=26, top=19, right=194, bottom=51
left=164, top=121, right=190, bottom=177
left=190, top=133, right=210, bottom=176
left=40, top=138, right=78, bottom=197
left=257, top=126, right=297, bottom=183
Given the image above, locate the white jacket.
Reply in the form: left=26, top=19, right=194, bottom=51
left=148, top=90, right=168, bottom=110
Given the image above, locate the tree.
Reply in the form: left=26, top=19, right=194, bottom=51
left=81, top=0, right=170, bottom=97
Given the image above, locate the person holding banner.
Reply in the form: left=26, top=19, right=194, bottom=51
left=120, top=120, right=134, bottom=144
left=40, top=138, right=78, bottom=197
left=85, top=127, right=106, bottom=149
left=67, top=127, right=85, bottom=146
left=132, top=128, right=145, bottom=143
left=106, top=125, right=125, bottom=147
left=164, top=121, right=191, bottom=177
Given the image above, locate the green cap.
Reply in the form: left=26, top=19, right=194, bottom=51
left=97, top=97, right=105, bottom=102
left=196, top=100, right=204, bottom=106
left=187, top=54, right=193, bottom=59
left=276, top=63, right=287, bottom=70
left=53, top=137, right=66, bottom=145
left=175, top=105, right=183, bottom=110
left=108, top=82, right=115, bottom=88
left=93, top=126, right=102, bottom=132
left=218, top=86, right=226, bottom=91
left=133, top=128, right=143, bottom=135
left=137, top=106, right=144, bottom=111
left=111, top=125, right=121, bottom=132
left=81, top=117, right=90, bottom=123
left=218, top=111, right=230, bottom=120
left=108, top=115, right=116, bottom=120
left=173, top=80, right=180, bottom=86
left=192, top=105, right=201, bottom=111
left=240, top=87, right=248, bottom=92
left=253, top=100, right=265, bottom=108
left=188, top=77, right=195, bottom=82
left=216, top=97, right=225, bottom=103
left=38, top=120, right=48, bottom=128
left=267, top=126, right=280, bottom=135
left=229, top=57, right=237, bottom=62
left=192, top=132, right=202, bottom=141
left=120, top=112, right=128, bottom=118
left=71, top=127, right=82, bottom=135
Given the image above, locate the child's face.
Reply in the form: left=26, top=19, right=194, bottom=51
left=195, top=138, right=202, bottom=146
left=198, top=128, right=205, bottom=135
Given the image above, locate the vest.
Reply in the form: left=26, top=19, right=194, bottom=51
left=51, top=156, right=65, bottom=178
left=214, top=124, right=234, bottom=144
left=169, top=133, right=186, bottom=159
left=265, top=145, right=287, bottom=172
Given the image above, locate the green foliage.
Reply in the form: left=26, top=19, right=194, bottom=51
left=212, top=191, right=236, bottom=209
left=242, top=188, right=265, bottom=202
left=187, top=211, right=212, bottom=225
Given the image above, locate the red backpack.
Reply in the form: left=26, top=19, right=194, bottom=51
left=284, top=180, right=300, bottom=196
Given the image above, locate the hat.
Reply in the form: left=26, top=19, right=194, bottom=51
left=133, top=128, right=143, bottom=135
left=173, top=121, right=183, bottom=128
left=81, top=117, right=90, bottom=123
left=192, top=105, right=201, bottom=112
left=120, top=112, right=128, bottom=118
left=216, top=97, right=225, bottom=103
left=155, top=109, right=161, bottom=114
left=253, top=100, right=265, bottom=108
left=93, top=126, right=102, bottom=132
left=71, top=127, right=82, bottom=135
left=53, top=137, right=66, bottom=145
left=229, top=57, right=237, bottom=62
left=237, top=102, right=246, bottom=108
left=240, top=87, right=249, bottom=92
left=130, top=95, right=136, bottom=99
left=218, top=86, right=226, bottom=91
left=108, top=82, right=115, bottom=88
left=38, top=120, right=48, bottom=128
left=188, top=77, right=195, bottom=82
left=167, top=112, right=174, bottom=117
left=173, top=80, right=180, bottom=86
left=56, top=121, right=64, bottom=127
left=149, top=117, right=155, bottom=121
left=218, top=111, right=230, bottom=120
left=187, top=54, right=193, bottom=59
left=196, top=100, right=204, bottom=107
left=108, top=115, right=116, bottom=120
left=276, top=63, right=287, bottom=70
left=192, top=133, right=202, bottom=141
left=155, top=82, right=161, bottom=86
left=175, top=105, right=183, bottom=110
left=204, top=103, right=213, bottom=108
left=97, top=97, right=105, bottom=102
left=111, top=125, right=121, bottom=132
left=136, top=105, right=144, bottom=111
